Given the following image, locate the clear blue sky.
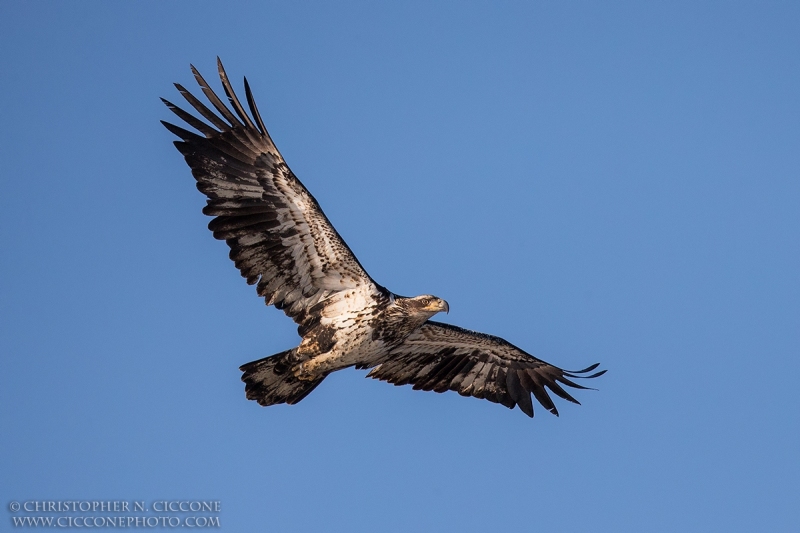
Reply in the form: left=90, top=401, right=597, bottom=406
left=1, top=1, right=798, bottom=531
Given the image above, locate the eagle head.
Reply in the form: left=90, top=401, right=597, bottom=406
left=386, top=294, right=450, bottom=332
left=409, top=295, right=449, bottom=316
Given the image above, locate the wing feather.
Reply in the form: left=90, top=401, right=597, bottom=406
left=215, top=58, right=257, bottom=130
left=244, top=77, right=268, bottom=136
left=163, top=60, right=382, bottom=326
left=190, top=64, right=243, bottom=128
left=174, top=83, right=230, bottom=131
left=367, top=321, right=605, bottom=417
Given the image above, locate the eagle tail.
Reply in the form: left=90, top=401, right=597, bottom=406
left=239, top=350, right=326, bottom=406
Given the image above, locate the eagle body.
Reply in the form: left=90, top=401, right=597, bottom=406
left=162, top=59, right=605, bottom=418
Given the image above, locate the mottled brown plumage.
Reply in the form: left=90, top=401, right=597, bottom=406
left=162, top=58, right=605, bottom=418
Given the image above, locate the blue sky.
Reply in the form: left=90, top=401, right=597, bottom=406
left=1, top=1, right=798, bottom=531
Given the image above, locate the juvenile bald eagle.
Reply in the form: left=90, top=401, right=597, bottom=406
left=162, top=59, right=605, bottom=418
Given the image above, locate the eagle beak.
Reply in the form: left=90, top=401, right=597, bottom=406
left=423, top=298, right=449, bottom=314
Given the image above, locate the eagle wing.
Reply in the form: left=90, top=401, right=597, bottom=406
left=161, top=59, right=381, bottom=326
left=367, top=321, right=606, bottom=417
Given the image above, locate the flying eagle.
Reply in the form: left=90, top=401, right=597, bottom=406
left=161, top=59, right=605, bottom=418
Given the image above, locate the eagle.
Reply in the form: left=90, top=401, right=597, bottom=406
left=161, top=59, right=605, bottom=418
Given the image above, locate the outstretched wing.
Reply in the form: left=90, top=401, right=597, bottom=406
left=162, top=59, right=381, bottom=325
left=367, top=321, right=605, bottom=417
